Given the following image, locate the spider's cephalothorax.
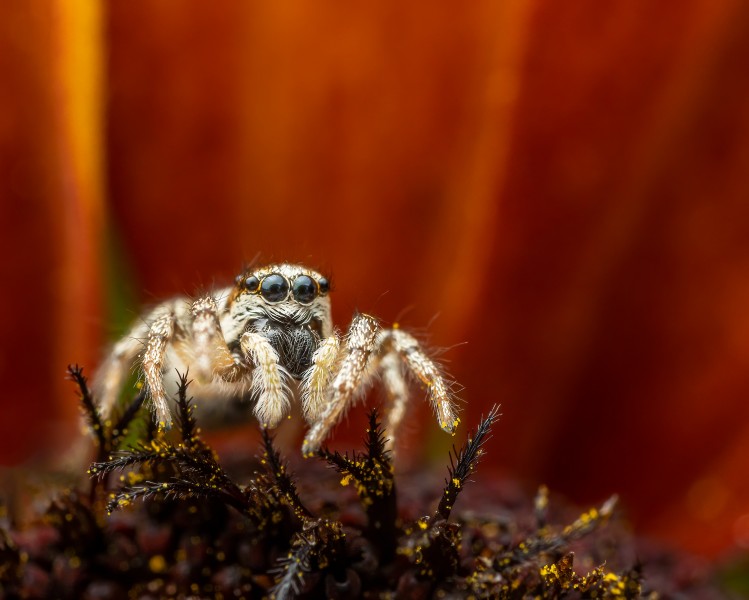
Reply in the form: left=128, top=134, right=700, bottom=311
left=94, top=263, right=459, bottom=455
left=226, top=264, right=333, bottom=379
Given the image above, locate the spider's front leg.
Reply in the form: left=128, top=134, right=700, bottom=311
left=376, top=327, right=459, bottom=451
left=301, top=334, right=341, bottom=423
left=141, top=307, right=179, bottom=430
left=302, top=314, right=380, bottom=456
left=142, top=296, right=243, bottom=430
left=190, top=296, right=240, bottom=383
left=143, top=294, right=292, bottom=432
left=93, top=319, right=150, bottom=418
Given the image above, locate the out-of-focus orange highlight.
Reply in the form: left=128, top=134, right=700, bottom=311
left=2, top=1, right=749, bottom=559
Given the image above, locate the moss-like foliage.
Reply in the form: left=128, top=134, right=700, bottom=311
left=0, top=367, right=728, bottom=598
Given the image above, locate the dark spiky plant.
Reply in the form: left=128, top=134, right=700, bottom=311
left=0, top=367, right=729, bottom=598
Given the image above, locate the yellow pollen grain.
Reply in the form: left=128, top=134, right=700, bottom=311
left=127, top=472, right=144, bottom=485
left=149, top=554, right=167, bottom=573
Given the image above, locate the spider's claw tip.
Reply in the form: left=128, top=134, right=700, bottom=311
left=440, top=417, right=460, bottom=434
left=301, top=439, right=319, bottom=458
left=156, top=419, right=173, bottom=432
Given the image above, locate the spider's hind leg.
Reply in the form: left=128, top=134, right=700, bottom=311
left=141, top=307, right=182, bottom=430
left=92, top=322, right=148, bottom=419
left=378, top=348, right=409, bottom=454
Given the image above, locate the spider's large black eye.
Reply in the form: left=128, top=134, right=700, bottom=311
left=292, top=275, right=317, bottom=304
left=260, top=274, right=289, bottom=303
left=243, top=275, right=260, bottom=292
left=318, top=277, right=330, bottom=295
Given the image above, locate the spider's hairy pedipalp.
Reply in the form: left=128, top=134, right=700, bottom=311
left=241, top=331, right=292, bottom=428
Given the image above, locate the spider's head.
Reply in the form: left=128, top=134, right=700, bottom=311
left=228, top=264, right=332, bottom=378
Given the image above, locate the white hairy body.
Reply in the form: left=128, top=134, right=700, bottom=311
left=93, top=263, right=459, bottom=455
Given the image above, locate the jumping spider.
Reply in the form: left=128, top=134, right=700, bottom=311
left=94, top=263, right=460, bottom=455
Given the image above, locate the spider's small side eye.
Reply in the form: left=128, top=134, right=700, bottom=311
left=318, top=277, right=330, bottom=295
left=260, top=274, right=289, bottom=303
left=292, top=275, right=317, bottom=304
left=243, top=275, right=260, bottom=292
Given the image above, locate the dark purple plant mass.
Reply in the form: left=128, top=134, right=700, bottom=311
left=0, top=367, right=729, bottom=599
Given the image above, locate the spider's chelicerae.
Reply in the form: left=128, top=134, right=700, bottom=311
left=94, top=263, right=460, bottom=455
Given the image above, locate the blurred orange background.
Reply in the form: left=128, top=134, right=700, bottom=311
left=2, top=1, right=749, bottom=559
